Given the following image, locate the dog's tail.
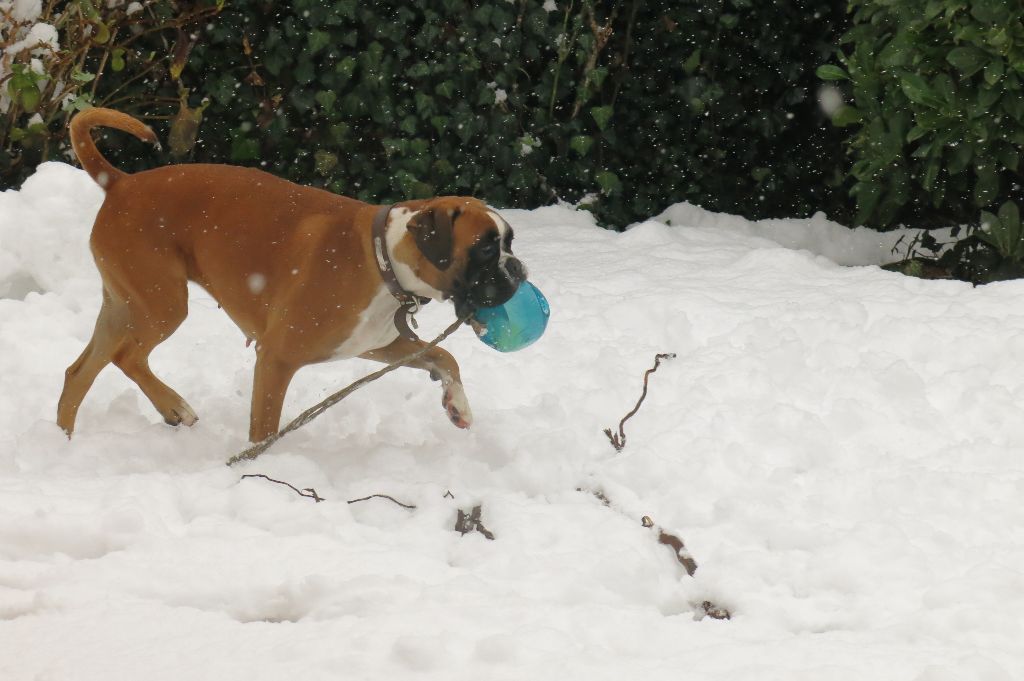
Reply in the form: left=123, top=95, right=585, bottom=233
left=69, top=107, right=160, bottom=190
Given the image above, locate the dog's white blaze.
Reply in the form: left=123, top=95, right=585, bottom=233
left=386, top=208, right=446, bottom=300
left=486, top=210, right=510, bottom=239
left=487, top=209, right=519, bottom=284
left=331, top=286, right=401, bottom=359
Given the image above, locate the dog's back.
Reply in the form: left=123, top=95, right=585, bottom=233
left=91, top=162, right=372, bottom=338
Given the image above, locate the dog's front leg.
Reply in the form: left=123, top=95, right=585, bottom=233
left=249, top=350, right=301, bottom=443
left=360, top=339, right=472, bottom=429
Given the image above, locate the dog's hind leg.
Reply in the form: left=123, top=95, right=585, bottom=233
left=109, top=265, right=198, bottom=428
left=57, top=288, right=129, bottom=436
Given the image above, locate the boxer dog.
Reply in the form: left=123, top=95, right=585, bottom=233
left=57, top=108, right=526, bottom=442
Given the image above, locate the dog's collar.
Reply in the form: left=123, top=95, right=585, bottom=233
left=372, top=204, right=431, bottom=341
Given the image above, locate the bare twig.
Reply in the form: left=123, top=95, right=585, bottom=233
left=579, top=488, right=730, bottom=619
left=89, top=29, right=117, bottom=101
left=570, top=0, right=621, bottom=119
left=241, top=473, right=324, bottom=502
left=548, top=0, right=576, bottom=120
left=347, top=494, right=417, bottom=510
left=239, top=474, right=417, bottom=509
left=227, top=315, right=469, bottom=466
left=603, top=352, right=676, bottom=451
left=97, top=61, right=161, bottom=107
left=610, top=0, right=640, bottom=108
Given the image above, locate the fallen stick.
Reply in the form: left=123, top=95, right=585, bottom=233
left=241, top=473, right=324, bottom=502
left=604, top=352, right=676, bottom=452
left=239, top=474, right=417, bottom=509
left=347, top=493, right=416, bottom=510
left=580, top=488, right=730, bottom=620
left=227, top=315, right=468, bottom=466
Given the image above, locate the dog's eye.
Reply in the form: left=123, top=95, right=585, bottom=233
left=474, top=232, right=501, bottom=260
left=475, top=241, right=498, bottom=259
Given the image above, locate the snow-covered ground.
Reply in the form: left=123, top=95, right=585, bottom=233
left=2, top=163, right=1023, bottom=680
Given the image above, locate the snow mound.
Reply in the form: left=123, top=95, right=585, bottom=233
left=653, top=200, right=961, bottom=267
left=1, top=163, right=1023, bottom=680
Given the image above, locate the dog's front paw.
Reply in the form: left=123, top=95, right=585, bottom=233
left=442, top=385, right=473, bottom=429
left=163, top=402, right=199, bottom=428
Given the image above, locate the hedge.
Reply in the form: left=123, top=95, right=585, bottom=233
left=0, top=0, right=221, bottom=183
left=824, top=0, right=1024, bottom=229
left=3, top=0, right=850, bottom=229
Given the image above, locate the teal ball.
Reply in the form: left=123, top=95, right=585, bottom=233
left=472, top=281, right=550, bottom=352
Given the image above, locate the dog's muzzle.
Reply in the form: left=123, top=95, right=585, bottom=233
left=455, top=256, right=527, bottom=318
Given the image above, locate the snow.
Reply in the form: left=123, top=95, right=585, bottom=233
left=1, top=0, right=57, bottom=114
left=651, top=201, right=960, bottom=267
left=2, top=21, right=58, bottom=56
left=0, top=0, right=42, bottom=23
left=2, top=162, right=1024, bottom=680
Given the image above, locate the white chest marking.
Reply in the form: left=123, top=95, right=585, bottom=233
left=331, top=287, right=401, bottom=359
left=486, top=209, right=519, bottom=283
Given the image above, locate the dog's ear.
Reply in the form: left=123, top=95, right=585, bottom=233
left=407, top=207, right=457, bottom=270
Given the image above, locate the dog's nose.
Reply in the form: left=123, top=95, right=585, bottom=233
left=504, top=257, right=526, bottom=282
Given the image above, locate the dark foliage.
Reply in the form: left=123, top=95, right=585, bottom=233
left=3, top=0, right=850, bottom=229
left=823, top=0, right=1024, bottom=230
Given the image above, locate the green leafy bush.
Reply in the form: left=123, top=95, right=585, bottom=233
left=979, top=200, right=1024, bottom=262
left=614, top=0, right=850, bottom=223
left=110, top=0, right=851, bottom=227
left=0, top=0, right=221, bottom=186
left=6, top=0, right=850, bottom=230
left=824, top=0, right=1024, bottom=228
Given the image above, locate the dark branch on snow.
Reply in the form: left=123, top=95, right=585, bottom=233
left=604, top=352, right=676, bottom=451
left=240, top=474, right=416, bottom=509
left=455, top=504, right=495, bottom=540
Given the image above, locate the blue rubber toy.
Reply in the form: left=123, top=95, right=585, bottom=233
left=473, top=280, right=550, bottom=352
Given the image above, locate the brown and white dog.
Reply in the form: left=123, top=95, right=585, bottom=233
left=56, top=108, right=526, bottom=442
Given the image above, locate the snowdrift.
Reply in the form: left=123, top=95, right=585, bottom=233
left=1, top=163, right=1022, bottom=680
